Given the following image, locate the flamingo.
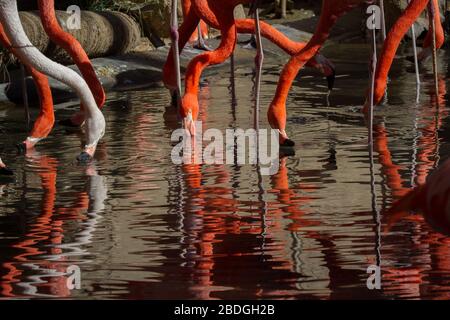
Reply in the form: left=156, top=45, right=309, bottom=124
left=37, top=0, right=106, bottom=128
left=1, top=1, right=106, bottom=156
left=384, top=76, right=449, bottom=236
left=0, top=0, right=105, bottom=162
left=164, top=0, right=336, bottom=135
left=0, top=153, right=106, bottom=297
left=267, top=0, right=444, bottom=146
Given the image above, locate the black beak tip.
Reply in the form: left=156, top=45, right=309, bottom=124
left=280, top=139, right=296, bottom=148
left=280, top=148, right=296, bottom=157
left=0, top=167, right=14, bottom=176
left=16, top=143, right=27, bottom=155
left=327, top=71, right=336, bottom=91
left=77, top=152, right=92, bottom=163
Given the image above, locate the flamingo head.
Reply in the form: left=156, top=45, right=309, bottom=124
left=278, top=129, right=295, bottom=148
left=17, top=137, right=42, bottom=154
left=180, top=93, right=199, bottom=136
left=314, top=53, right=336, bottom=92
left=78, top=112, right=106, bottom=163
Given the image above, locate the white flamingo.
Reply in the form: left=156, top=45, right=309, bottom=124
left=0, top=0, right=105, bottom=168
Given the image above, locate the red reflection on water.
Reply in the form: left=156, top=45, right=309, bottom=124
left=0, top=152, right=93, bottom=298
left=380, top=76, right=450, bottom=299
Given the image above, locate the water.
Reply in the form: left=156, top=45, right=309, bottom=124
left=0, top=45, right=449, bottom=299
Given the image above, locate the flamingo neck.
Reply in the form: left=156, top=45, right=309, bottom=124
left=373, top=0, right=429, bottom=104
left=37, top=0, right=106, bottom=108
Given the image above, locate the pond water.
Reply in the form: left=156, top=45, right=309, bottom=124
left=0, top=44, right=449, bottom=299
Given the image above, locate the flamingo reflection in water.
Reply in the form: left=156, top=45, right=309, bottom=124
left=0, top=153, right=107, bottom=298
left=371, top=76, right=450, bottom=299
left=159, top=81, right=349, bottom=299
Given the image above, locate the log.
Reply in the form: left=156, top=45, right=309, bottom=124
left=0, top=10, right=141, bottom=64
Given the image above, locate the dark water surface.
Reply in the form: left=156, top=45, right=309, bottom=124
left=0, top=45, right=449, bottom=299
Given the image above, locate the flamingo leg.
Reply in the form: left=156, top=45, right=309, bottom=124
left=418, top=0, right=445, bottom=62
left=194, top=23, right=211, bottom=51
left=180, top=7, right=236, bottom=134
left=379, top=0, right=387, bottom=40
left=37, top=0, right=105, bottom=127
left=429, top=0, right=440, bottom=100
left=364, top=0, right=430, bottom=112
left=162, top=7, right=200, bottom=98
left=0, top=0, right=105, bottom=161
left=408, top=0, right=421, bottom=88
left=182, top=0, right=209, bottom=51
left=253, top=2, right=264, bottom=133
left=368, top=5, right=378, bottom=148
left=19, top=63, right=30, bottom=131
left=170, top=0, right=182, bottom=108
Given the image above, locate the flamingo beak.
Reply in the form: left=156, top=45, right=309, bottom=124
left=314, top=53, right=336, bottom=91
left=17, top=137, right=40, bottom=154
left=182, top=111, right=196, bottom=137
left=77, top=145, right=96, bottom=163
left=278, top=129, right=295, bottom=147
left=327, top=69, right=336, bottom=92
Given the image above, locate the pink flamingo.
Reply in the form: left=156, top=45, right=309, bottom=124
left=0, top=0, right=105, bottom=163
